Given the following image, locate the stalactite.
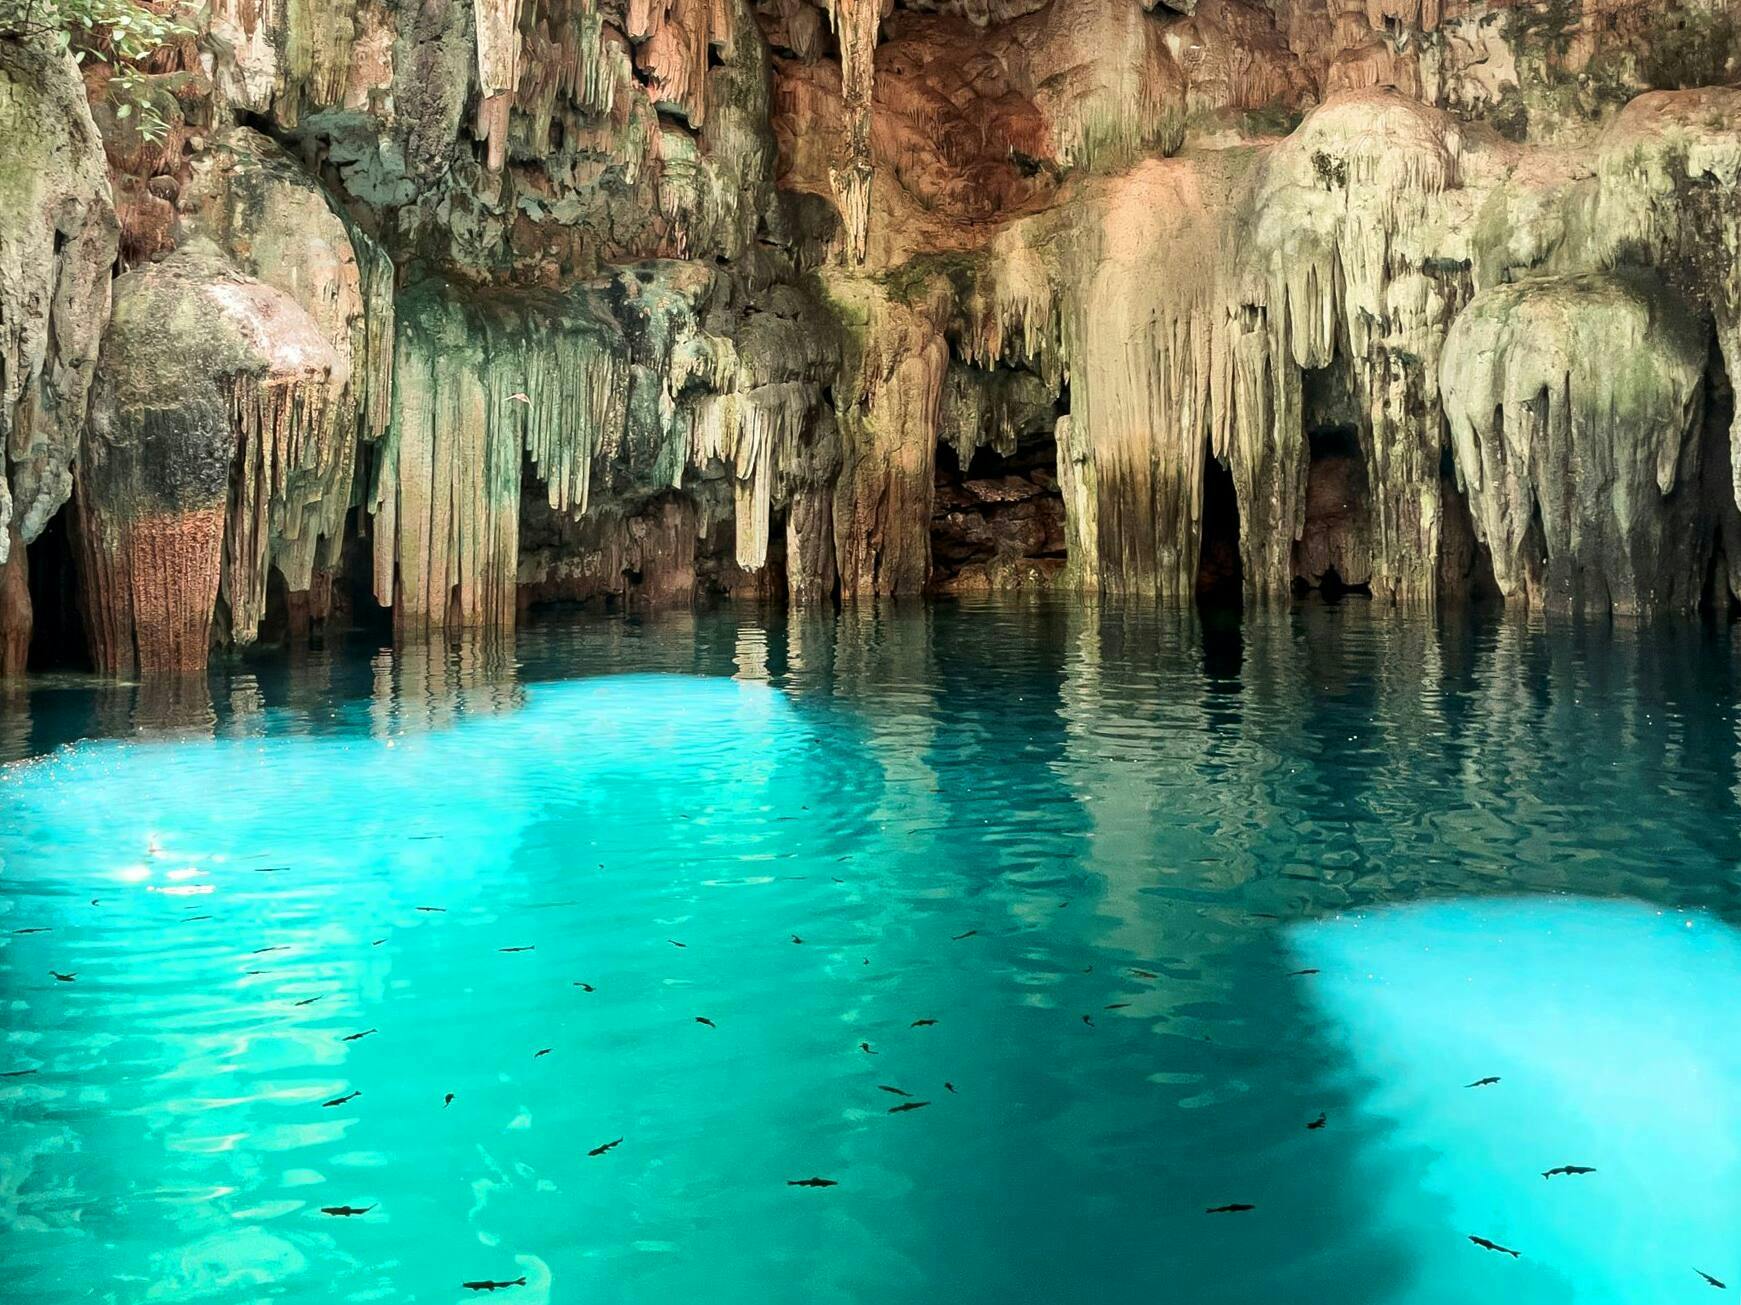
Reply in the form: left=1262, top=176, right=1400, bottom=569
left=824, top=0, right=882, bottom=262
left=1441, top=271, right=1710, bottom=616
left=474, top=0, right=526, bottom=170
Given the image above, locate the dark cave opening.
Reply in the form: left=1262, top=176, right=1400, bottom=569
left=1437, top=445, right=1502, bottom=605
left=1196, top=446, right=1243, bottom=607
left=1293, top=424, right=1373, bottom=598
left=928, top=436, right=1066, bottom=592
left=25, top=501, right=91, bottom=673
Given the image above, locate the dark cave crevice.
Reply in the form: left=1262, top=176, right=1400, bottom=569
left=928, top=436, right=1066, bottom=593
left=25, top=501, right=91, bottom=673
left=1196, top=444, right=1243, bottom=608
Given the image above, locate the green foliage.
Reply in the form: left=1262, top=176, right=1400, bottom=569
left=0, top=0, right=194, bottom=141
left=1639, top=8, right=1741, bottom=91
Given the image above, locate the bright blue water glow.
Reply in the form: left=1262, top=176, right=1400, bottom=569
left=1292, top=897, right=1741, bottom=1304
left=4, top=600, right=1741, bottom=1302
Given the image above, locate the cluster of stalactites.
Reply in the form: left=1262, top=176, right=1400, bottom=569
left=374, top=281, right=822, bottom=629
left=474, top=0, right=526, bottom=170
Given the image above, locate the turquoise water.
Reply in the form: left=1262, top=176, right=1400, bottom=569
left=4, top=599, right=1741, bottom=1303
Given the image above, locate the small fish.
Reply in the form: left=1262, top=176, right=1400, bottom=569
left=415, top=906, right=446, bottom=913
left=888, top=1100, right=930, bottom=1114
left=588, top=1137, right=623, bottom=1156
left=910, top=1019, right=937, bottom=1028
left=444, top=1093, right=455, bottom=1107
left=1105, top=1002, right=1131, bottom=1010
left=13, top=927, right=51, bottom=935
left=1130, top=968, right=1159, bottom=979
left=877, top=1085, right=911, bottom=1096
left=944, top=1082, right=956, bottom=1094
left=859, top=1042, right=877, bottom=1054
left=1541, top=1165, right=1596, bottom=1179
left=293, top=996, right=324, bottom=1007
left=1206, top=1204, right=1254, bottom=1214
left=252, top=866, right=289, bottom=873
left=1306, top=1113, right=1327, bottom=1130
left=1081, top=1014, right=1095, bottom=1027
left=322, top=1090, right=362, bottom=1108
left=341, top=1029, right=378, bottom=1042
left=252, top=946, right=290, bottom=955
left=1468, top=1236, right=1520, bottom=1258
left=371, top=939, right=386, bottom=946
left=695, top=1018, right=716, bottom=1029
left=49, top=971, right=75, bottom=982
left=1466, top=1077, right=1501, bottom=1088
left=534, top=1048, right=552, bottom=1058
left=1, top=1068, right=38, bottom=1078
left=181, top=915, right=213, bottom=923
left=462, top=1277, right=527, bottom=1292
left=573, top=982, right=595, bottom=992
left=499, top=946, right=535, bottom=954
left=1696, top=1269, right=1727, bottom=1290
left=1288, top=969, right=1319, bottom=977
left=668, top=939, right=686, bottom=948
left=1249, top=912, right=1281, bottom=920
left=321, top=1204, right=373, bottom=1216
left=951, top=930, right=978, bottom=941
left=792, top=935, right=804, bottom=944
left=787, top=1177, right=837, bottom=1187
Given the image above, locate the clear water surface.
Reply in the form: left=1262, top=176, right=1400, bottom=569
left=4, top=598, right=1741, bottom=1304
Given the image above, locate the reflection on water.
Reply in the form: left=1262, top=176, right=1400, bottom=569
left=3, top=597, right=1741, bottom=1303
left=1294, top=898, right=1741, bottom=1304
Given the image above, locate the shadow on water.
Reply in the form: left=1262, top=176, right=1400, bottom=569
left=7, top=598, right=1741, bottom=1302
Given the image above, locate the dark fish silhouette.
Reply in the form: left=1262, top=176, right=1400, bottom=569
left=1081, top=1014, right=1095, bottom=1027
left=1131, top=968, right=1159, bottom=979
left=462, top=1277, right=526, bottom=1292
left=182, top=915, right=213, bottom=923
left=341, top=1029, right=378, bottom=1042
left=415, top=906, right=446, bottom=913
left=1, top=1068, right=38, bottom=1078
left=1542, top=1165, right=1595, bottom=1179
left=944, top=1082, right=956, bottom=1094
left=322, top=1090, right=361, bottom=1107
left=668, top=940, right=686, bottom=948
left=253, top=866, right=289, bottom=873
left=534, top=1048, right=552, bottom=1057
left=1469, top=1236, right=1520, bottom=1258
left=1250, top=912, right=1281, bottom=920
left=859, top=1042, right=877, bottom=1054
left=952, top=930, right=978, bottom=941
left=49, top=971, right=75, bottom=982
left=1105, top=1003, right=1131, bottom=1010
left=372, top=939, right=386, bottom=946
left=788, top=1177, right=837, bottom=1187
left=792, top=935, right=804, bottom=944
left=877, top=1086, right=911, bottom=1096
left=588, top=1137, right=623, bottom=1156
left=252, top=946, right=290, bottom=955
left=1696, top=1269, right=1726, bottom=1289
left=910, top=1019, right=937, bottom=1028
left=1307, top=1113, right=1327, bottom=1130
left=1466, top=1077, right=1501, bottom=1088
left=321, top=1204, right=373, bottom=1216
left=1288, top=969, right=1319, bottom=977
left=293, top=996, right=323, bottom=1007
left=444, top=1093, right=455, bottom=1107
left=13, top=927, right=51, bottom=935
left=573, top=982, right=595, bottom=992
left=499, top=946, right=535, bottom=954
left=888, top=1100, right=930, bottom=1114
left=1206, top=1204, right=1254, bottom=1214
left=695, top=1018, right=716, bottom=1029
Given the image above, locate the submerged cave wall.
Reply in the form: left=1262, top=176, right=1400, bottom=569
left=1, top=0, right=1740, bottom=672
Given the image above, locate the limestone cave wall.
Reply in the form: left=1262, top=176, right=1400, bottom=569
left=1, top=0, right=1739, bottom=672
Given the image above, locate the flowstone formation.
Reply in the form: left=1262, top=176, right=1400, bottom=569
left=0, top=0, right=1739, bottom=671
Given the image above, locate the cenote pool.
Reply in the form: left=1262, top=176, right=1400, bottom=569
left=4, top=598, right=1741, bottom=1304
